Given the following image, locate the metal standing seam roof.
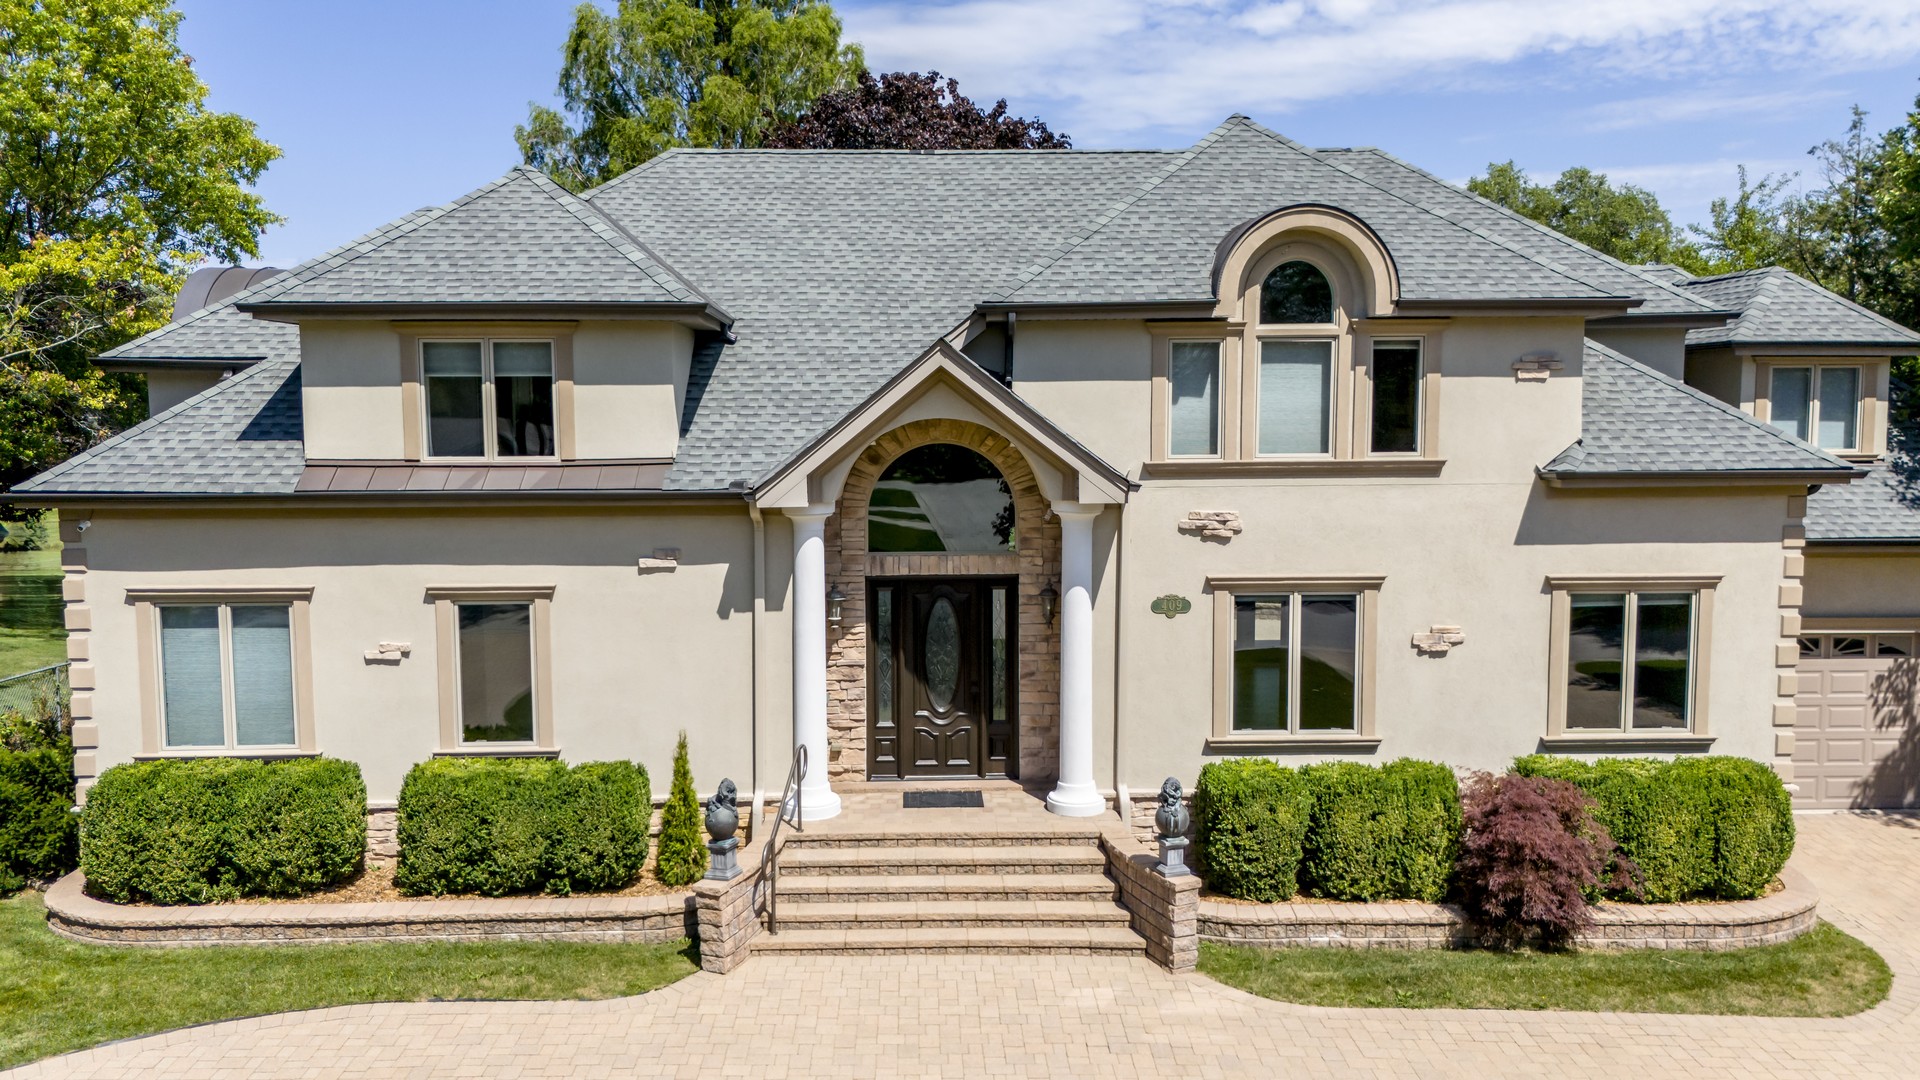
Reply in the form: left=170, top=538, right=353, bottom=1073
left=1543, top=340, right=1861, bottom=476
left=1681, top=267, right=1920, bottom=348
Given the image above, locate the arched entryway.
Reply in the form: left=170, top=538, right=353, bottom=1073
left=822, top=419, right=1061, bottom=785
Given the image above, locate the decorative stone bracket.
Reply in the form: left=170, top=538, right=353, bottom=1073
left=1177, top=511, right=1242, bottom=541
left=1512, top=353, right=1563, bottom=381
left=363, top=641, right=411, bottom=663
left=1411, top=625, right=1465, bottom=655
left=637, top=548, right=681, bottom=573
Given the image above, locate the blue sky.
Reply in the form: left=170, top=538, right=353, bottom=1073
left=175, top=0, right=1920, bottom=268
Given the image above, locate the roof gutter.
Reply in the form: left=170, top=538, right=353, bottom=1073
left=4, top=489, right=745, bottom=511
left=1586, top=310, right=1739, bottom=330
left=236, top=300, right=732, bottom=330
left=1536, top=466, right=1868, bottom=489
left=1395, top=297, right=1641, bottom=316
left=94, top=356, right=266, bottom=373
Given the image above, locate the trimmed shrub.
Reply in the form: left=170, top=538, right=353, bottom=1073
left=1193, top=758, right=1313, bottom=902
left=0, top=742, right=78, bottom=893
left=228, top=759, right=367, bottom=897
left=395, top=757, right=565, bottom=897
left=1456, top=772, right=1638, bottom=949
left=1670, top=756, right=1795, bottom=899
left=546, top=760, right=652, bottom=894
left=1300, top=759, right=1461, bottom=902
left=654, top=733, right=705, bottom=887
left=1514, top=754, right=1793, bottom=901
left=80, top=758, right=366, bottom=904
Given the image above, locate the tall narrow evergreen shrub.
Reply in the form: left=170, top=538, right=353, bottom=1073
left=654, top=732, right=705, bottom=886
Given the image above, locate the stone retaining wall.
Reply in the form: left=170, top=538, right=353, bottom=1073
left=1101, top=836, right=1198, bottom=971
left=1198, top=867, right=1819, bottom=951
left=42, top=873, right=695, bottom=947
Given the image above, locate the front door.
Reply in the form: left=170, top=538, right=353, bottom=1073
left=867, top=578, right=1016, bottom=780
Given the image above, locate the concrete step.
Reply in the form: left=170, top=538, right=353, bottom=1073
left=777, top=844, right=1108, bottom=877
left=771, top=899, right=1134, bottom=931
left=780, top=830, right=1103, bottom=850
left=775, top=872, right=1120, bottom=904
left=750, top=925, right=1147, bottom=956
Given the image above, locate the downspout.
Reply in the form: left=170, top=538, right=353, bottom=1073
left=1003, top=312, right=1017, bottom=385
left=747, top=498, right=766, bottom=829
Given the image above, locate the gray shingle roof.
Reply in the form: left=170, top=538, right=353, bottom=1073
left=240, top=166, right=717, bottom=310
left=583, top=147, right=1173, bottom=487
left=1311, top=151, right=1722, bottom=318
left=16, top=359, right=304, bottom=494
left=28, top=117, right=1887, bottom=499
left=998, top=119, right=1635, bottom=307
left=1543, top=340, right=1859, bottom=476
left=1806, top=460, right=1920, bottom=541
left=1681, top=267, right=1920, bottom=348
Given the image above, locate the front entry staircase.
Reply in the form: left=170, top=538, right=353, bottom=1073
left=752, top=828, right=1148, bottom=956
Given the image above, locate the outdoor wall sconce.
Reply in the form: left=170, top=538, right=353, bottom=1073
left=826, top=584, right=848, bottom=624
left=1040, top=584, right=1059, bottom=628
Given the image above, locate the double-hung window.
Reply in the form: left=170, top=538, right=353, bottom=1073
left=157, top=603, right=298, bottom=750
left=1768, top=365, right=1861, bottom=452
left=1369, top=340, right=1422, bottom=454
left=1168, top=340, right=1222, bottom=457
left=423, top=339, right=556, bottom=459
left=1550, top=578, right=1716, bottom=738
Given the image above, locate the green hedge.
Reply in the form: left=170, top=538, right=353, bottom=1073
left=1512, top=754, right=1793, bottom=901
left=80, top=758, right=366, bottom=904
left=1300, top=759, right=1461, bottom=902
left=1193, top=759, right=1313, bottom=902
left=394, top=757, right=653, bottom=897
left=0, top=743, right=78, bottom=893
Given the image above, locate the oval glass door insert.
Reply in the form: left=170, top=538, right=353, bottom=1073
left=924, top=598, right=960, bottom=713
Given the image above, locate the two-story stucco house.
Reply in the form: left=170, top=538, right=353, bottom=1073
left=15, top=116, right=1920, bottom=826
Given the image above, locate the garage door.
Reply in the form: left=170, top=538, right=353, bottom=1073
left=1793, top=633, right=1920, bottom=809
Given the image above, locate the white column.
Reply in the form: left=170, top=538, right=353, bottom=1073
left=1047, top=504, right=1106, bottom=817
left=787, top=507, right=842, bottom=822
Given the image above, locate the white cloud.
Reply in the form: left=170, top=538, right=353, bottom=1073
left=1581, top=88, right=1846, bottom=132
left=840, top=0, right=1920, bottom=142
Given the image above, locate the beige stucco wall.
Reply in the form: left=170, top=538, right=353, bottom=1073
left=144, top=369, right=227, bottom=416
left=300, top=322, right=405, bottom=459
left=299, top=319, right=693, bottom=462
left=569, top=322, right=693, bottom=460
left=1586, top=325, right=1688, bottom=379
left=76, top=506, right=760, bottom=804
left=1012, top=319, right=1153, bottom=474
left=1802, top=550, right=1920, bottom=617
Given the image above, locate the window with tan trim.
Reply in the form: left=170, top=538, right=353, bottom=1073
left=129, top=587, right=316, bottom=756
left=396, top=322, right=577, bottom=461
left=1209, top=576, right=1382, bottom=746
left=426, top=586, right=557, bottom=753
left=1546, top=576, right=1717, bottom=741
left=1753, top=357, right=1890, bottom=458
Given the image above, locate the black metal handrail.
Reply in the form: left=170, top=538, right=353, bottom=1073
left=754, top=743, right=806, bottom=934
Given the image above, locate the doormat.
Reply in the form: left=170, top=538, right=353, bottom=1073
left=903, top=790, right=985, bottom=809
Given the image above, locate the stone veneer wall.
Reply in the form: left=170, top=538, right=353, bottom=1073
left=823, top=419, right=1062, bottom=783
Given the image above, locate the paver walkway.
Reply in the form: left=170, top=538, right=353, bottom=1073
left=9, top=812, right=1917, bottom=1079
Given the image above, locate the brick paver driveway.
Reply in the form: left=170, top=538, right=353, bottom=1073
left=9, top=812, right=1917, bottom=1079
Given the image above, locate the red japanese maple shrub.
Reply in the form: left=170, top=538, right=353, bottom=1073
left=1455, top=772, right=1640, bottom=949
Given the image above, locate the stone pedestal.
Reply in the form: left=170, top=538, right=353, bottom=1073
left=705, top=837, right=741, bottom=881
left=1157, top=835, right=1192, bottom=878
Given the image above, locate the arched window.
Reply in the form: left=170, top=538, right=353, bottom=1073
left=868, top=444, right=1015, bottom=553
left=1260, top=260, right=1334, bottom=324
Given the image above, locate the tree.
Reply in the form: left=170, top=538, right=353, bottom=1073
left=0, top=0, right=279, bottom=515
left=1692, top=167, right=1805, bottom=275
left=517, top=0, right=863, bottom=191
left=763, top=70, right=1069, bottom=150
left=1468, top=161, right=1707, bottom=269
left=653, top=731, right=706, bottom=886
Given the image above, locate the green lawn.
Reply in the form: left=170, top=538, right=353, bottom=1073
left=0, top=536, right=66, bottom=684
left=0, top=890, right=699, bottom=1069
left=1199, top=921, right=1890, bottom=1016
